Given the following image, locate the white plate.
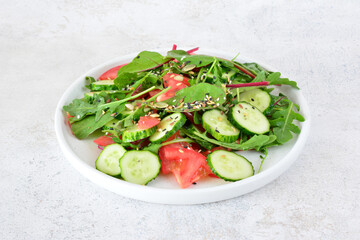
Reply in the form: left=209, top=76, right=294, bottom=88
left=54, top=49, right=311, bottom=205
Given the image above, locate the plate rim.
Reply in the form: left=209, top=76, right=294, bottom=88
left=54, top=48, right=311, bottom=204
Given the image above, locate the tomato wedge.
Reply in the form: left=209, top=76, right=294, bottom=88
left=99, top=63, right=128, bottom=80
left=157, top=73, right=190, bottom=102
left=159, top=146, right=214, bottom=188
left=138, top=116, right=160, bottom=130
left=93, top=136, right=115, bottom=146
left=163, top=73, right=190, bottom=87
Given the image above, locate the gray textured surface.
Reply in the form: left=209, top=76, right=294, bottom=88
left=1, top=0, right=359, bottom=239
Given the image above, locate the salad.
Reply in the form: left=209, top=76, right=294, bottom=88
left=63, top=45, right=305, bottom=188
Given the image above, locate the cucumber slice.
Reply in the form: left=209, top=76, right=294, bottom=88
left=122, top=125, right=156, bottom=143
left=202, top=109, right=240, bottom=143
left=239, top=89, right=272, bottom=112
left=95, top=144, right=126, bottom=177
left=228, top=102, right=270, bottom=135
left=90, top=80, right=118, bottom=91
left=149, top=113, right=186, bottom=143
left=120, top=150, right=161, bottom=185
left=207, top=150, right=254, bottom=181
left=84, top=90, right=125, bottom=101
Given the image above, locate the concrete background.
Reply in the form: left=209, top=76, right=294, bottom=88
left=0, top=0, right=359, bottom=239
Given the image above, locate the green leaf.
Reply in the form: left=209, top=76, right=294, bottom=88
left=267, top=72, right=299, bottom=89
left=180, top=125, right=214, bottom=150
left=167, top=50, right=214, bottom=67
left=71, top=112, right=114, bottom=139
left=163, top=83, right=226, bottom=112
left=242, top=62, right=270, bottom=75
left=252, top=71, right=266, bottom=82
left=114, top=72, right=138, bottom=90
left=269, top=101, right=305, bottom=144
left=118, top=51, right=170, bottom=74
left=192, top=132, right=274, bottom=151
left=167, top=50, right=189, bottom=59
left=85, top=76, right=96, bottom=89
left=181, top=55, right=214, bottom=67
left=63, top=98, right=104, bottom=123
left=141, top=73, right=161, bottom=89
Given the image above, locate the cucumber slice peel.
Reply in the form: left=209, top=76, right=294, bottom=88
left=122, top=125, right=156, bottom=142
left=120, top=150, right=161, bottom=185
left=149, top=112, right=186, bottom=143
left=202, top=109, right=240, bottom=143
left=207, top=150, right=254, bottom=181
left=90, top=80, right=118, bottom=91
left=95, top=144, right=126, bottom=177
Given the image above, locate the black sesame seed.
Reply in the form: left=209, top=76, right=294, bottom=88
left=162, top=129, right=167, bottom=132
left=252, top=106, right=255, bottom=109
left=192, top=182, right=197, bottom=185
left=215, top=129, right=220, bottom=133
left=213, top=76, right=216, bottom=79
left=136, top=55, right=140, bottom=58
left=165, top=131, right=169, bottom=134
left=251, top=98, right=255, bottom=101
left=238, top=110, right=241, bottom=113
left=112, top=123, right=115, bottom=125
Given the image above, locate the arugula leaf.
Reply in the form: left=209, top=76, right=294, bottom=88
left=85, top=76, right=96, bottom=89
left=118, top=51, right=171, bottom=74
left=163, top=83, right=226, bottom=112
left=264, top=72, right=299, bottom=89
left=63, top=98, right=105, bottom=123
left=71, top=112, right=114, bottom=139
left=270, top=77, right=299, bottom=89
left=269, top=100, right=305, bottom=144
left=180, top=125, right=215, bottom=150
left=192, top=132, right=276, bottom=151
left=242, top=62, right=270, bottom=75
left=258, top=148, right=269, bottom=172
